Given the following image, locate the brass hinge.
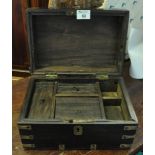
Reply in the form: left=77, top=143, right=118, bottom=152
left=21, top=135, right=34, bottom=140
left=45, top=73, right=58, bottom=79
left=124, top=126, right=137, bottom=131
left=90, top=144, right=97, bottom=150
left=122, top=135, right=135, bottom=139
left=23, top=144, right=35, bottom=148
left=18, top=125, right=31, bottom=130
left=96, top=74, right=109, bottom=80
left=120, top=144, right=131, bottom=149
left=59, top=144, right=65, bottom=151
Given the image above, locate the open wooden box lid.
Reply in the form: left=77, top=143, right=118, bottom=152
left=27, top=9, right=129, bottom=76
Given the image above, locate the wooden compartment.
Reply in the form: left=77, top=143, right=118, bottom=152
left=27, top=81, right=55, bottom=119
left=25, top=79, right=131, bottom=122
left=19, top=77, right=138, bottom=150
left=57, top=83, right=98, bottom=94
left=55, top=97, right=102, bottom=120
left=18, top=9, right=138, bottom=150
left=100, top=80, right=131, bottom=121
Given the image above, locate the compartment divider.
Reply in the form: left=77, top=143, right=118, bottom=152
left=55, top=93, right=99, bottom=97
left=102, top=83, right=126, bottom=120
left=102, top=92, right=122, bottom=100
left=50, top=82, right=58, bottom=119
left=96, top=82, right=106, bottom=119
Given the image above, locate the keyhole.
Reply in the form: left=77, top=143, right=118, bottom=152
left=73, top=126, right=83, bottom=135
left=76, top=128, right=80, bottom=132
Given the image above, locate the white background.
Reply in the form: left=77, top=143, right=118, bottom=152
left=101, top=0, right=143, bottom=30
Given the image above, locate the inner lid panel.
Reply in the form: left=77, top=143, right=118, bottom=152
left=28, top=10, right=128, bottom=73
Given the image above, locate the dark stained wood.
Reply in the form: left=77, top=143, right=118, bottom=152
left=26, top=9, right=129, bottom=75
left=17, top=76, right=137, bottom=150
left=30, top=0, right=39, bottom=7
left=29, top=0, right=49, bottom=8
left=12, top=0, right=29, bottom=70
left=12, top=61, right=143, bottom=155
left=12, top=71, right=30, bottom=77
left=12, top=0, right=49, bottom=70
left=16, top=9, right=138, bottom=150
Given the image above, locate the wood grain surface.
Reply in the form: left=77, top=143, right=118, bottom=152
left=12, top=62, right=143, bottom=155
left=28, top=82, right=55, bottom=119
left=55, top=97, right=102, bottom=120
left=22, top=79, right=131, bottom=121
left=27, top=10, right=128, bottom=75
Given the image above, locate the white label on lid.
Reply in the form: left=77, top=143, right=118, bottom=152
left=76, top=10, right=91, bottom=20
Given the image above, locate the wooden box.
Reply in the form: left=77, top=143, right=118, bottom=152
left=18, top=9, right=138, bottom=150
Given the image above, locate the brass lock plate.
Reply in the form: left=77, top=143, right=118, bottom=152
left=73, top=125, right=83, bottom=136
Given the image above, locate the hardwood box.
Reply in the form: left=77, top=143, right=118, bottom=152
left=18, top=9, right=138, bottom=150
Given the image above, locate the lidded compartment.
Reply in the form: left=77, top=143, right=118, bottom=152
left=18, top=9, right=138, bottom=150
left=23, top=9, right=137, bottom=123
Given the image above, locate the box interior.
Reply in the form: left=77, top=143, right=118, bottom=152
left=25, top=79, right=131, bottom=121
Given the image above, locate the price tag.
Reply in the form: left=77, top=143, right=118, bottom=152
left=76, top=10, right=91, bottom=20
